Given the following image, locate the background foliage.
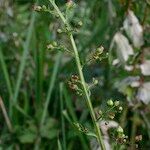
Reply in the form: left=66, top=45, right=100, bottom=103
left=0, top=0, right=150, bottom=149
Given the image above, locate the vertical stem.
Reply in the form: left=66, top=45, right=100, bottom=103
left=63, top=87, right=89, bottom=149
left=70, top=35, right=105, bottom=150
left=141, top=111, right=150, bottom=139
left=0, top=49, right=13, bottom=115
left=49, top=1, right=105, bottom=149
left=120, top=107, right=128, bottom=128
left=131, top=112, right=137, bottom=149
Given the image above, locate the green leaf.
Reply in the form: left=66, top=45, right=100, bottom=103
left=86, top=132, right=97, bottom=138
left=40, top=118, right=58, bottom=139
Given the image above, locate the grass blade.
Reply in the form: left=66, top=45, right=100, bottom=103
left=13, top=10, right=37, bottom=104
left=0, top=96, right=13, bottom=133
left=59, top=83, right=66, bottom=150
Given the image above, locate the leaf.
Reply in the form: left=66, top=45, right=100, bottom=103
left=86, top=132, right=97, bottom=138
left=57, top=139, right=62, bottom=150
left=41, top=128, right=58, bottom=139
left=17, top=121, right=37, bottom=144
left=123, top=10, right=143, bottom=48
left=41, top=118, right=58, bottom=139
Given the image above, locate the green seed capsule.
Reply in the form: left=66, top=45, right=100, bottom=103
left=114, top=101, right=119, bottom=106
left=118, top=106, right=123, bottom=111
left=78, top=21, right=83, bottom=26
left=117, top=126, right=123, bottom=133
left=107, top=99, right=114, bottom=106
left=57, top=29, right=63, bottom=33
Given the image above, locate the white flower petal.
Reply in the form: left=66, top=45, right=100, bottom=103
left=115, top=76, right=140, bottom=93
left=112, top=59, right=120, bottom=66
left=140, top=60, right=150, bottom=76
left=90, top=120, right=118, bottom=150
left=137, top=82, right=150, bottom=104
left=124, top=65, right=134, bottom=71
left=123, top=10, right=143, bottom=48
left=113, top=32, right=134, bottom=62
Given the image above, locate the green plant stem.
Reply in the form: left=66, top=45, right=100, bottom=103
left=63, top=86, right=89, bottom=150
left=0, top=49, right=13, bottom=114
left=141, top=111, right=150, bottom=139
left=0, top=49, right=13, bottom=98
left=70, top=34, right=105, bottom=149
left=49, top=1, right=106, bottom=149
left=0, top=96, right=13, bottom=133
left=120, top=107, right=128, bottom=128
left=0, top=49, right=27, bottom=118
left=131, top=112, right=137, bottom=150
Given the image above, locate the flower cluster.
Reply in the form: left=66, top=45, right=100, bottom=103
left=73, top=123, right=88, bottom=133
left=96, top=99, right=123, bottom=121
left=33, top=5, right=47, bottom=12
left=115, top=126, right=128, bottom=144
left=68, top=75, right=83, bottom=96
left=85, top=46, right=109, bottom=66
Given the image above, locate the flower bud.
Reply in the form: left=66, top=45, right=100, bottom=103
left=117, top=126, right=123, bottom=133
left=107, top=99, right=114, bottom=106
left=97, top=46, right=104, bottom=55
left=108, top=113, right=115, bottom=119
left=42, top=5, right=47, bottom=10
left=57, top=28, right=63, bottom=33
left=66, top=0, right=74, bottom=9
left=78, top=21, right=83, bottom=27
left=47, top=44, right=54, bottom=50
left=135, top=135, right=142, bottom=142
left=93, top=78, right=98, bottom=85
left=71, top=75, right=79, bottom=82
left=123, top=139, right=127, bottom=143
left=33, top=5, right=42, bottom=12
left=114, top=101, right=119, bottom=106
left=118, top=106, right=123, bottom=111
left=98, top=110, right=103, bottom=116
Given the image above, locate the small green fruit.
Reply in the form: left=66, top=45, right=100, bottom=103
left=117, top=126, right=123, bottom=133
left=114, top=101, right=119, bottom=106
left=118, top=106, right=123, bottom=111
left=107, top=99, right=114, bottom=106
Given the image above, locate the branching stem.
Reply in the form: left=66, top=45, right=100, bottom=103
left=49, top=1, right=106, bottom=149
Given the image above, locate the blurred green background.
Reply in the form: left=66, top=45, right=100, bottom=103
left=0, top=0, right=150, bottom=149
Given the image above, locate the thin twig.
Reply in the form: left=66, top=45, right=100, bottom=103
left=0, top=96, right=13, bottom=133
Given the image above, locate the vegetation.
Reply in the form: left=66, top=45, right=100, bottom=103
left=0, top=0, right=150, bottom=149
